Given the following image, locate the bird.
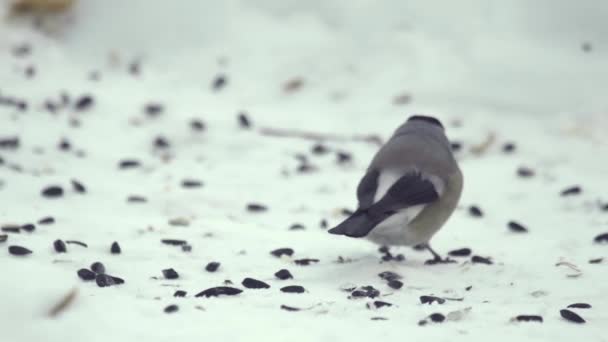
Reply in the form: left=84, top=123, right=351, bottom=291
left=328, top=115, right=463, bottom=263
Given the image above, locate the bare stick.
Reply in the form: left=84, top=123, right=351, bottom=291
left=258, top=127, right=383, bottom=146
left=48, top=287, right=78, bottom=317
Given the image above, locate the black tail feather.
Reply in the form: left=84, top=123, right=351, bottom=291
left=328, top=210, right=384, bottom=238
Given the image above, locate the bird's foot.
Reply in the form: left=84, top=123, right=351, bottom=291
left=378, top=246, right=405, bottom=262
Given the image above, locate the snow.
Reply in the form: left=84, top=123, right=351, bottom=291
left=1, top=1, right=608, bottom=341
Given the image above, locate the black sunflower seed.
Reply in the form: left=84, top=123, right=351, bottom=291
left=561, top=186, right=582, bottom=196
left=164, top=304, right=179, bottom=313
left=190, top=119, right=205, bottom=131
left=41, top=186, right=63, bottom=198
left=560, top=309, right=585, bottom=323
left=270, top=248, right=294, bottom=258
left=429, top=313, right=445, bottom=323
left=195, top=287, right=243, bottom=297
left=118, top=159, right=141, bottom=169
left=127, top=195, right=147, bottom=203
left=311, top=143, right=329, bottom=155
left=212, top=74, right=227, bottom=91
left=280, top=285, right=305, bottom=294
left=372, top=301, right=392, bottom=309
left=162, top=268, right=179, bottom=279
left=274, top=269, right=293, bottom=280
left=594, top=233, right=608, bottom=243
left=144, top=103, right=164, bottom=117
left=71, top=179, right=86, bottom=193
left=378, top=271, right=402, bottom=282
left=515, top=315, right=543, bottom=322
left=181, top=179, right=203, bottom=188
left=65, top=240, right=88, bottom=248
left=237, top=112, right=251, bottom=129
left=508, top=221, right=528, bottom=233
left=517, top=167, right=535, bottom=178
left=567, top=303, right=592, bottom=309
left=205, top=262, right=220, bottom=272
left=53, top=239, right=67, bottom=253
left=2, top=225, right=20, bottom=233
left=110, top=242, right=121, bottom=254
left=471, top=255, right=493, bottom=264
left=448, top=248, right=472, bottom=257
left=174, top=290, right=187, bottom=297
left=0, top=234, right=7, bottom=243
left=502, top=142, right=516, bottom=153
left=387, top=280, right=403, bottom=290
left=77, top=268, right=96, bottom=281
left=420, top=296, right=446, bottom=305
left=8, top=245, right=32, bottom=256
left=38, top=216, right=55, bottom=225
left=161, top=239, right=187, bottom=246
left=468, top=205, right=483, bottom=217
left=246, top=203, right=267, bottom=212
left=74, top=95, right=94, bottom=111
left=242, top=278, right=270, bottom=289
left=294, top=258, right=319, bottom=266
left=91, top=262, right=105, bottom=274
left=154, top=136, right=170, bottom=149
left=336, top=151, right=352, bottom=164
left=95, top=274, right=116, bottom=287
left=21, top=224, right=35, bottom=232
left=280, top=305, right=301, bottom=311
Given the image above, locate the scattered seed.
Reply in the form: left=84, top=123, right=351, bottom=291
left=350, top=286, right=380, bottom=299
left=270, top=248, right=294, bottom=258
left=515, top=315, right=543, bottom=323
left=429, top=313, right=445, bottom=323
left=71, top=179, right=86, bottom=193
left=181, top=179, right=203, bottom=188
left=242, top=278, right=271, bottom=289
left=118, top=159, right=141, bottom=169
left=465, top=286, right=473, bottom=291
left=91, top=262, right=105, bottom=274
left=560, top=309, right=585, bottom=323
left=280, top=285, right=305, bottom=294
left=48, top=288, right=78, bottom=317
left=567, top=303, right=592, bottom=309
left=274, top=269, right=293, bottom=280
left=8, top=245, right=32, bottom=256
left=468, top=205, right=483, bottom=217
left=65, top=240, right=88, bottom=248
left=561, top=186, right=582, bottom=196
left=154, top=136, right=170, bottom=149
left=371, top=301, right=392, bottom=309
left=378, top=271, right=402, bottom=282
left=77, top=268, right=96, bottom=281
left=517, top=167, right=535, bottom=178
left=38, top=216, right=55, bottom=225
left=110, top=276, right=125, bottom=285
left=508, top=221, right=528, bottom=233
left=294, top=258, right=319, bottom=266
left=181, top=245, right=192, bottom=252
left=162, top=268, right=179, bottom=280
left=58, top=139, right=71, bottom=151
left=0, top=234, right=7, bottom=243
left=190, top=119, right=205, bottom=131
left=336, top=151, right=352, bottom=164
left=54, top=239, right=67, bottom=253
left=168, top=217, right=190, bottom=227
left=387, top=280, right=403, bottom=290
left=320, top=219, right=328, bottom=229
left=164, top=304, right=179, bottom=313
left=246, top=203, right=267, bottom=212
left=41, top=186, right=63, bottom=198
left=2, top=225, right=20, bottom=233
left=195, top=287, right=243, bottom=297
left=589, top=258, right=603, bottom=264
left=174, top=290, right=187, bottom=297
left=594, top=233, right=608, bottom=243
left=471, top=255, right=493, bottom=265
left=238, top=112, right=251, bottom=129
left=289, top=223, right=305, bottom=231
left=0, top=137, right=19, bottom=149
left=205, top=262, right=220, bottom=272
left=311, top=143, right=329, bottom=155
left=450, top=141, right=462, bottom=152
left=280, top=305, right=300, bottom=312
left=448, top=248, right=472, bottom=257
left=74, top=95, right=94, bottom=111
left=212, top=74, right=227, bottom=91
left=161, top=239, right=187, bottom=246
left=95, top=274, right=116, bottom=287
left=127, top=195, right=147, bottom=203
left=420, top=296, right=446, bottom=305
left=21, top=224, right=35, bottom=232
left=110, top=242, right=121, bottom=254
left=502, top=142, right=516, bottom=153
left=144, top=103, right=164, bottom=117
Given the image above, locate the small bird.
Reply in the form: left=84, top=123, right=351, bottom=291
left=329, top=115, right=463, bottom=262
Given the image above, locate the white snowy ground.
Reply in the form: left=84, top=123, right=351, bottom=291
left=1, top=1, right=608, bottom=341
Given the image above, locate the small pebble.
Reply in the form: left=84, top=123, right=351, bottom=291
left=280, top=285, right=305, bottom=294
left=21, top=224, right=35, bottom=232
left=515, top=315, right=543, bottom=323
left=195, top=287, right=243, bottom=297
left=560, top=309, right=585, bottom=323
left=71, top=179, right=86, bottom=193
left=205, top=262, right=220, bottom=272
left=517, top=167, right=535, bottom=178
left=77, top=268, right=96, bottom=281
left=190, top=119, right=206, bottom=131
left=508, top=221, right=528, bottom=233
left=181, top=179, right=203, bottom=188
left=161, top=239, right=188, bottom=246
left=38, top=216, right=55, bottom=225
left=238, top=112, right=251, bottom=129
left=174, top=290, right=187, bottom=297
left=65, top=240, right=88, bottom=248
left=96, top=274, right=116, bottom=287
left=378, top=271, right=402, bottom=282
left=274, top=269, right=293, bottom=280
left=110, top=242, right=121, bottom=254
left=280, top=305, right=301, bottom=312
left=593, top=233, right=608, bottom=243
left=118, top=159, right=141, bottom=169
left=468, top=205, right=483, bottom=217
left=567, top=303, right=592, bottom=309
left=429, top=313, right=446, bottom=323
left=53, top=239, right=67, bottom=253
left=420, top=296, right=446, bottom=305
left=8, top=245, right=32, bottom=256
left=246, top=203, right=267, bottom=212
left=387, top=280, right=403, bottom=290
left=164, top=304, right=179, bottom=313
left=162, top=268, right=179, bottom=280
left=242, top=278, right=271, bottom=289
left=74, top=95, right=94, bottom=111
left=144, top=103, right=164, bottom=117
left=41, top=186, right=63, bottom=198
left=91, top=262, right=106, bottom=274
left=472, top=255, right=493, bottom=265
left=294, top=258, right=319, bottom=266
left=448, top=248, right=472, bottom=257
left=270, top=248, right=294, bottom=258
left=212, top=74, right=227, bottom=90
left=561, top=186, right=582, bottom=196
left=502, top=142, right=516, bottom=153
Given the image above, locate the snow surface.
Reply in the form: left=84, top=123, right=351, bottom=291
left=1, top=1, right=608, bottom=341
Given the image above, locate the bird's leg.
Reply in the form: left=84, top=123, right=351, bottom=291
left=424, top=244, right=456, bottom=265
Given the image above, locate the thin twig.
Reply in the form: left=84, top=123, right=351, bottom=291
left=48, top=287, right=78, bottom=317
left=258, top=127, right=383, bottom=146
left=469, top=132, right=496, bottom=156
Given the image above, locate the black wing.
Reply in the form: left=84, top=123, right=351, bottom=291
left=330, top=171, right=439, bottom=238
left=356, top=169, right=379, bottom=210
